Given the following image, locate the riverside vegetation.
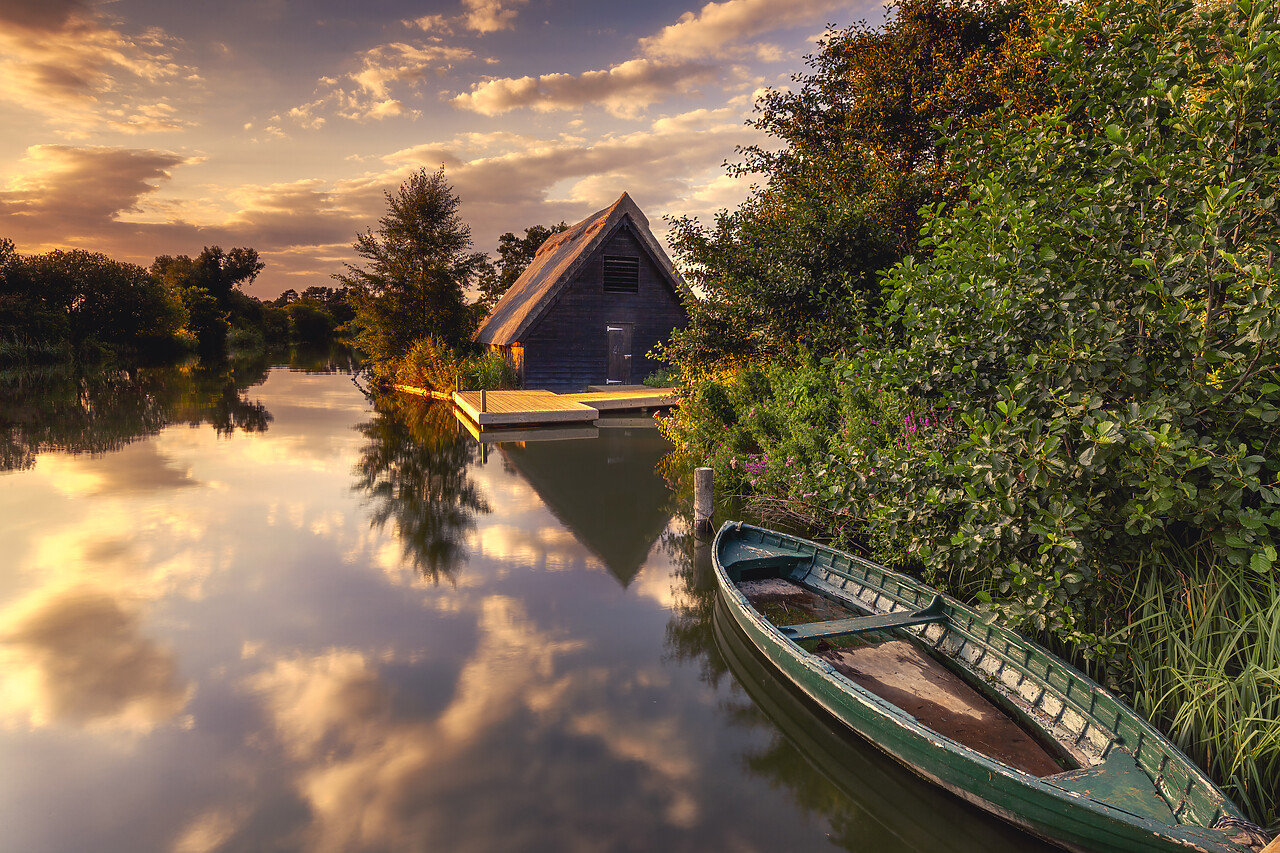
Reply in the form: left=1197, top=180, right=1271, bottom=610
left=657, top=0, right=1280, bottom=827
left=2, top=171, right=553, bottom=386
left=0, top=238, right=353, bottom=365
left=335, top=167, right=571, bottom=393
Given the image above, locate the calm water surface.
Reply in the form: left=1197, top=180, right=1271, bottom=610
left=0, top=357, right=1057, bottom=853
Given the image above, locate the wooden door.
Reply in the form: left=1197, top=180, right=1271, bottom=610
left=607, top=323, right=632, bottom=384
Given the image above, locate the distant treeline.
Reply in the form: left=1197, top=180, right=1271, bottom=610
left=0, top=238, right=354, bottom=365
left=1, top=214, right=563, bottom=372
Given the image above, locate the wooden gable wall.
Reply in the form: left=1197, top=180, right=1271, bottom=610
left=519, top=224, right=686, bottom=390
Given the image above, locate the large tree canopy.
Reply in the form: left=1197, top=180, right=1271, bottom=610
left=665, top=0, right=1058, bottom=370
left=861, top=0, right=1280, bottom=614
left=151, top=246, right=263, bottom=304
left=337, top=167, right=486, bottom=374
left=1, top=245, right=183, bottom=360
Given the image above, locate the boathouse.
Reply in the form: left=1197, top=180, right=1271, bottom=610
left=474, top=193, right=689, bottom=391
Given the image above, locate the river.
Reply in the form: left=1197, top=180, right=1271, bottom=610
left=0, top=353, right=1056, bottom=852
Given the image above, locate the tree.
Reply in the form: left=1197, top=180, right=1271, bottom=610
left=0, top=239, right=69, bottom=359
left=180, top=286, right=230, bottom=355
left=151, top=246, right=264, bottom=354
left=665, top=0, right=1059, bottom=370
left=22, top=249, right=183, bottom=358
left=285, top=300, right=337, bottom=343
left=843, top=0, right=1280, bottom=640
left=352, top=393, right=489, bottom=581
left=477, top=222, right=568, bottom=310
left=300, top=285, right=355, bottom=324
left=151, top=246, right=264, bottom=306
left=336, top=167, right=486, bottom=376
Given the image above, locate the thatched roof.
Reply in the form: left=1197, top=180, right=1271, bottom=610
left=474, top=192, right=685, bottom=346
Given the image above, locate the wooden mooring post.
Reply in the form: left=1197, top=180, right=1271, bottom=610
left=694, top=466, right=714, bottom=539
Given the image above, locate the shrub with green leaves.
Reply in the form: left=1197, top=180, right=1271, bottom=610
left=391, top=336, right=519, bottom=392
left=838, top=0, right=1280, bottom=644
left=394, top=335, right=459, bottom=391
left=661, top=356, right=923, bottom=545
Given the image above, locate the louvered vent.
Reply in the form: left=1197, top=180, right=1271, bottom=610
left=602, top=256, right=639, bottom=293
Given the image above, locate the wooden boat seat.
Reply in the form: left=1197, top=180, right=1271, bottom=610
left=1045, top=750, right=1176, bottom=824
left=780, top=595, right=948, bottom=640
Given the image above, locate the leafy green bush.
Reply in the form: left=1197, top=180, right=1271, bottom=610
left=394, top=335, right=458, bottom=391
left=285, top=300, right=336, bottom=344
left=390, top=337, right=518, bottom=392
left=642, top=367, right=677, bottom=388
left=227, top=324, right=266, bottom=354
left=835, top=0, right=1280, bottom=645
left=661, top=357, right=921, bottom=546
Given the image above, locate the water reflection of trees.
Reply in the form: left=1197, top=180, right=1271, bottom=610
left=0, top=357, right=274, bottom=472
left=660, top=522, right=728, bottom=685
left=351, top=394, right=488, bottom=583
left=281, top=342, right=364, bottom=374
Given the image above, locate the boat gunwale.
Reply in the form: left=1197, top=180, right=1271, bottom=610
left=712, top=521, right=1252, bottom=853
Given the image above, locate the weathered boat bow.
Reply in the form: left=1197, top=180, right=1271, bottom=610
left=713, top=521, right=1272, bottom=853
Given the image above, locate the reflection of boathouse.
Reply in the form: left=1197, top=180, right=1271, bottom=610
left=497, top=423, right=673, bottom=586
left=474, top=193, right=689, bottom=391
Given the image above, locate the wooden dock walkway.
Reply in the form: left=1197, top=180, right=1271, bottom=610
left=451, top=386, right=676, bottom=428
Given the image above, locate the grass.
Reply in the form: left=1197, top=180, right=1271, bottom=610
left=391, top=336, right=519, bottom=392
left=1107, top=547, right=1280, bottom=828
left=0, top=334, right=69, bottom=366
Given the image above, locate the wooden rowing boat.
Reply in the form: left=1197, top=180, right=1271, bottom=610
left=711, top=594, right=1064, bottom=852
left=713, top=521, right=1273, bottom=853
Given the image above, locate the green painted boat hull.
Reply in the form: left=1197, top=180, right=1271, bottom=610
left=713, top=522, right=1263, bottom=853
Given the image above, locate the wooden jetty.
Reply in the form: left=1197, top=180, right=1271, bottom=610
left=393, top=381, right=677, bottom=432
left=451, top=385, right=676, bottom=429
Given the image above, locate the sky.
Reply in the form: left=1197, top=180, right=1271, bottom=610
left=0, top=0, right=886, bottom=298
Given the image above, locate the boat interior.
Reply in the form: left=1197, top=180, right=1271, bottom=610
left=716, top=533, right=1233, bottom=835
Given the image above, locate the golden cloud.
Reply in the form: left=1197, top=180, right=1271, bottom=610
left=450, top=58, right=718, bottom=117
left=639, top=0, right=857, bottom=60
left=406, top=0, right=528, bottom=36
left=245, top=596, right=585, bottom=850
left=286, top=38, right=475, bottom=126
left=461, top=0, right=529, bottom=34
left=0, top=144, right=187, bottom=231
left=0, top=4, right=198, bottom=133
left=350, top=42, right=474, bottom=100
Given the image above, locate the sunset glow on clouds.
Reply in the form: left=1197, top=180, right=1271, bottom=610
left=0, top=0, right=884, bottom=297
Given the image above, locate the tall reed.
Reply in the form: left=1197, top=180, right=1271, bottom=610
left=460, top=349, right=519, bottom=390
left=1109, top=547, right=1280, bottom=828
